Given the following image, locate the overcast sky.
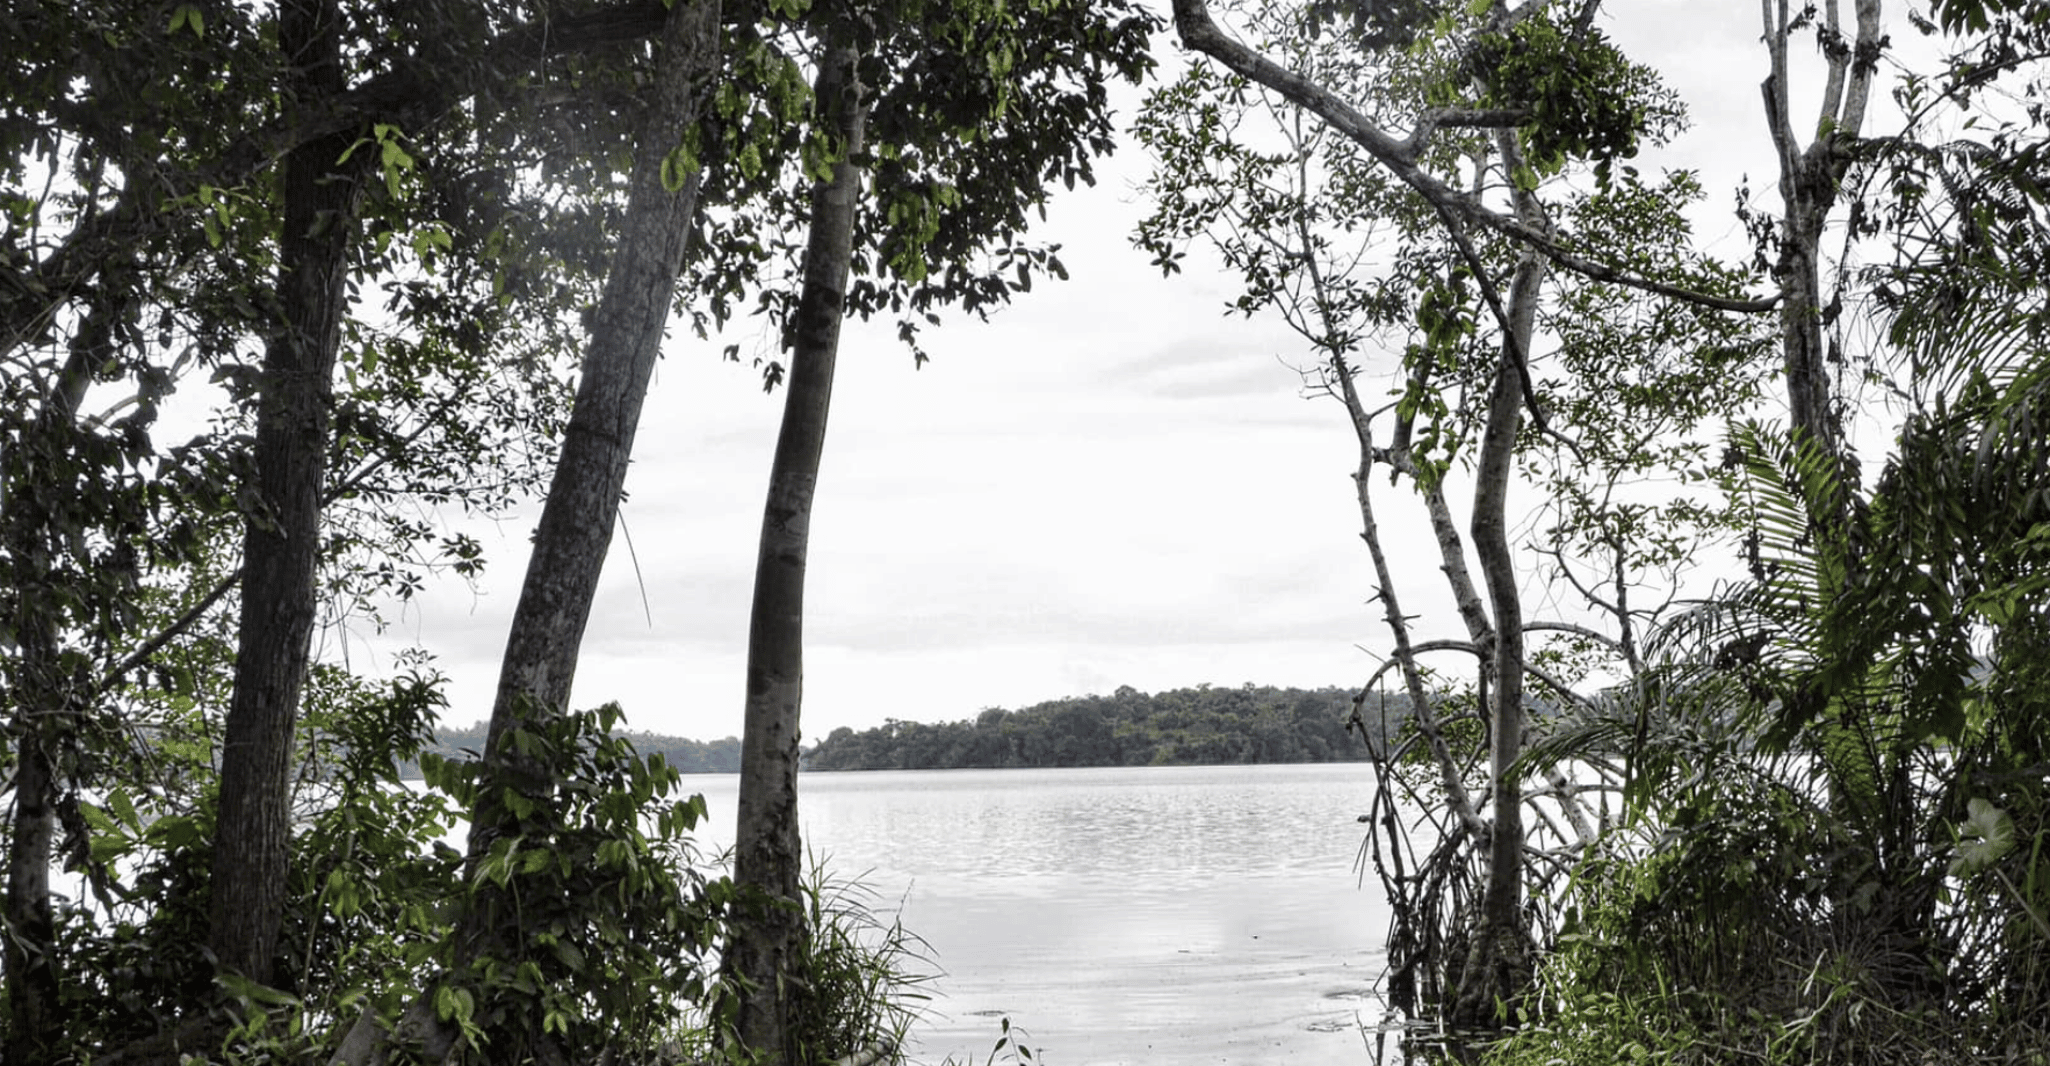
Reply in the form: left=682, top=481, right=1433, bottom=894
left=348, top=2, right=1917, bottom=742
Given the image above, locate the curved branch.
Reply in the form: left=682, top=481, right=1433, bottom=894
left=1534, top=542, right=1622, bottom=618
left=1432, top=200, right=1547, bottom=431
left=1169, top=0, right=1779, bottom=314
left=1522, top=619, right=1626, bottom=657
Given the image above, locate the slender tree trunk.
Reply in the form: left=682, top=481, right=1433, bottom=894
left=207, top=0, right=363, bottom=984
left=325, top=8, right=721, bottom=1065
left=3, top=346, right=93, bottom=1066
left=1452, top=253, right=1540, bottom=1028
left=471, top=0, right=718, bottom=774
left=1450, top=132, right=1547, bottom=1030
left=458, top=0, right=718, bottom=1015
left=3, top=706, right=60, bottom=1066
left=1761, top=0, right=1881, bottom=462
left=729, top=38, right=868, bottom=1066
left=462, top=0, right=718, bottom=967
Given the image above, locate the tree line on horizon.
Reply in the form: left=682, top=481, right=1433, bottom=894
left=805, top=683, right=1392, bottom=771
left=404, top=682, right=1404, bottom=777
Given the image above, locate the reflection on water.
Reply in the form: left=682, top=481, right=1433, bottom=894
left=690, top=763, right=1391, bottom=1065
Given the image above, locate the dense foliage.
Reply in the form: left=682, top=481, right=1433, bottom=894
left=806, top=684, right=1381, bottom=770
left=1157, top=0, right=2050, bottom=1060
left=0, top=0, right=1147, bottom=1061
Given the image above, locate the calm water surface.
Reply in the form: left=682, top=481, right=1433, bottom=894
left=691, top=764, right=1393, bottom=1065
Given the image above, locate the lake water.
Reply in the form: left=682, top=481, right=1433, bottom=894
left=688, top=763, right=1394, bottom=1066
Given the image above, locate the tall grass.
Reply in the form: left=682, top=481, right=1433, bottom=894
left=793, top=855, right=938, bottom=1064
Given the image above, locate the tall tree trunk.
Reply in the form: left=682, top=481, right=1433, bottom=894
left=4, top=346, right=94, bottom=1066
left=471, top=0, right=719, bottom=777
left=208, top=0, right=362, bottom=984
left=462, top=0, right=718, bottom=952
left=1450, top=131, right=1547, bottom=1030
left=728, top=38, right=868, bottom=1066
left=327, top=6, right=721, bottom=1064
left=1452, top=251, right=1541, bottom=1027
left=3, top=689, right=60, bottom=1066
left=457, top=0, right=719, bottom=990
left=1762, top=0, right=1882, bottom=462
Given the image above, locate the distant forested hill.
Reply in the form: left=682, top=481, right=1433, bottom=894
left=397, top=684, right=1410, bottom=778
left=399, top=722, right=742, bottom=779
left=805, top=684, right=1404, bottom=771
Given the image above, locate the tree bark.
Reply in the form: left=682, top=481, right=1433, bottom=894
left=323, top=7, right=721, bottom=1063
left=208, top=0, right=363, bottom=984
left=1450, top=131, right=1546, bottom=1031
left=472, top=0, right=718, bottom=770
left=1452, top=252, right=1541, bottom=1027
left=456, top=0, right=718, bottom=990
left=4, top=347, right=94, bottom=1066
left=1166, top=0, right=1776, bottom=315
left=3, top=708, right=60, bottom=1066
left=728, top=37, right=869, bottom=1066
left=1761, top=0, right=1883, bottom=462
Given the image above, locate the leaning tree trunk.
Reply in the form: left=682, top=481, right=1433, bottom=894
left=455, top=0, right=718, bottom=1018
left=728, top=37, right=869, bottom=1066
left=470, top=0, right=719, bottom=790
left=459, top=0, right=719, bottom=986
left=208, top=0, right=364, bottom=985
left=323, top=5, right=723, bottom=1063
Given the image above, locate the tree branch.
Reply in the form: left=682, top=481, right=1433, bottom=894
left=1350, top=440, right=1489, bottom=839
left=90, top=569, right=242, bottom=699
left=1431, top=199, right=1548, bottom=431
left=1761, top=1, right=1804, bottom=190
left=300, top=2, right=673, bottom=144
left=1404, top=107, right=1532, bottom=156
left=1522, top=619, right=1626, bottom=658
left=1169, top=0, right=1780, bottom=314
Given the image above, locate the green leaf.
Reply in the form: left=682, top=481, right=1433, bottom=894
left=435, top=983, right=476, bottom=1024
left=1951, top=797, right=2016, bottom=875
left=324, top=869, right=364, bottom=917
left=108, top=787, right=139, bottom=830
left=80, top=802, right=119, bottom=835
left=660, top=141, right=699, bottom=193
left=147, top=814, right=201, bottom=850
left=220, top=972, right=301, bottom=1008
left=167, top=4, right=204, bottom=38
